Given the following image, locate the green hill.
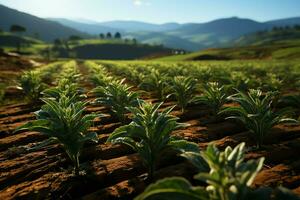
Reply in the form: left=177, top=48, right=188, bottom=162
left=234, top=26, right=300, bottom=46
left=156, top=28, right=300, bottom=61
left=0, top=32, right=43, bottom=46
left=0, top=32, right=48, bottom=54
left=0, top=4, right=89, bottom=42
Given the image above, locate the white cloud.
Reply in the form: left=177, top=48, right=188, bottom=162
left=133, top=0, right=142, bottom=6
left=133, top=0, right=151, bottom=6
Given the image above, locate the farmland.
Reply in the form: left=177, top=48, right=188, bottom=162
left=0, top=57, right=300, bottom=199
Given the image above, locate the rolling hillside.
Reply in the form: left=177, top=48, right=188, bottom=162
left=0, top=4, right=88, bottom=42
left=156, top=28, right=300, bottom=61
left=1, top=3, right=300, bottom=52
left=51, top=17, right=300, bottom=51
left=234, top=26, right=300, bottom=46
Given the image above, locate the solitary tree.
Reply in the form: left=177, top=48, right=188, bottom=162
left=106, top=32, right=112, bottom=39
left=114, top=32, right=122, bottom=39
left=132, top=38, right=137, bottom=45
left=272, top=26, right=279, bottom=31
left=99, top=33, right=105, bottom=39
left=53, top=38, right=63, bottom=47
left=10, top=24, right=26, bottom=52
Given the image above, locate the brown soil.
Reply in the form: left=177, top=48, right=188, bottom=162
left=0, top=63, right=299, bottom=199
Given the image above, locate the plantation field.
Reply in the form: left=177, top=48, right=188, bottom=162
left=0, top=59, right=300, bottom=199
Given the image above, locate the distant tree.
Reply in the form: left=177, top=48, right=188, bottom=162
left=106, top=32, right=112, bottom=39
left=10, top=25, right=26, bottom=34
left=53, top=38, right=63, bottom=47
left=132, top=38, right=137, bottom=45
left=10, top=25, right=26, bottom=52
left=99, top=33, right=105, bottom=39
left=114, top=32, right=122, bottom=39
left=272, top=26, right=279, bottom=31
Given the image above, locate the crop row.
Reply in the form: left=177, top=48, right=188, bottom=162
left=10, top=60, right=300, bottom=199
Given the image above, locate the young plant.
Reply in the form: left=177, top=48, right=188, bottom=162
left=15, top=95, right=98, bottom=175
left=17, top=71, right=46, bottom=102
left=136, top=143, right=266, bottom=200
left=261, top=73, right=283, bottom=91
left=195, top=82, right=228, bottom=119
left=93, top=79, right=140, bottom=122
left=230, top=71, right=251, bottom=91
left=90, top=73, right=115, bottom=87
left=128, top=68, right=145, bottom=86
left=43, top=78, right=86, bottom=102
left=170, top=76, right=197, bottom=112
left=140, top=69, right=169, bottom=101
left=107, top=101, right=199, bottom=181
left=221, top=89, right=297, bottom=148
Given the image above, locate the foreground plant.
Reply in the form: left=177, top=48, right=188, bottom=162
left=107, top=101, right=199, bottom=181
left=221, top=89, right=297, bottom=148
left=15, top=95, right=98, bottom=175
left=17, top=71, right=46, bottom=102
left=93, top=79, right=140, bottom=122
left=170, top=76, right=197, bottom=112
left=136, top=142, right=299, bottom=200
left=195, top=82, right=228, bottom=119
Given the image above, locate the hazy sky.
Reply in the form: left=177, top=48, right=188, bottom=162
left=0, top=0, right=300, bottom=23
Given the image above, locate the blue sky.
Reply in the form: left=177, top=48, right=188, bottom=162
left=0, top=0, right=299, bottom=23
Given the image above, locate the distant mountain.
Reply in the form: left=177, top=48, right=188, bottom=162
left=1, top=3, right=300, bottom=51
left=170, top=17, right=271, bottom=38
left=266, top=17, right=300, bottom=27
left=0, top=4, right=88, bottom=42
left=44, top=16, right=300, bottom=51
left=47, top=18, right=121, bottom=35
left=49, top=19, right=182, bottom=34
left=99, top=21, right=181, bottom=32
left=125, top=31, right=200, bottom=50
left=159, top=17, right=273, bottom=50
